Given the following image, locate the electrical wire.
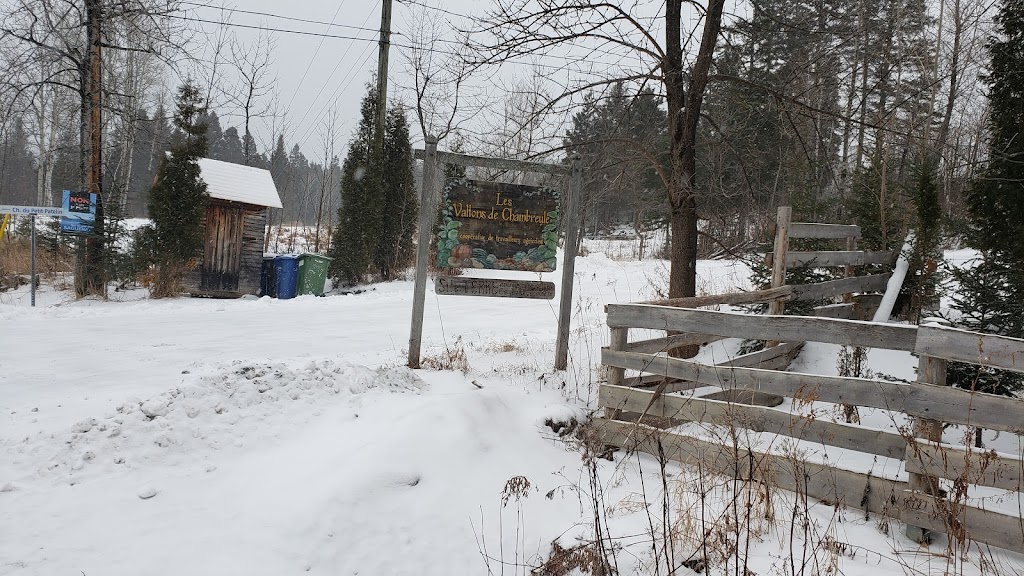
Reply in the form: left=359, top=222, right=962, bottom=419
left=169, top=14, right=379, bottom=41
left=179, top=1, right=380, bottom=33
left=178, top=5, right=649, bottom=154
left=395, top=0, right=466, bottom=20
left=289, top=2, right=381, bottom=150
left=284, top=0, right=350, bottom=111
left=174, top=13, right=641, bottom=72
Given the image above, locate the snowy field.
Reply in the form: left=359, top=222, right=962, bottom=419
left=2, top=247, right=1022, bottom=576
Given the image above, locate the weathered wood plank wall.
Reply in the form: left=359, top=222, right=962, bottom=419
left=183, top=201, right=266, bottom=297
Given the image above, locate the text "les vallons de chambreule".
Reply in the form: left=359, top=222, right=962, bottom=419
left=452, top=192, right=551, bottom=224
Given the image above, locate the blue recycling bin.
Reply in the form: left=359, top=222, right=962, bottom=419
left=260, top=256, right=277, bottom=297
left=274, top=255, right=300, bottom=299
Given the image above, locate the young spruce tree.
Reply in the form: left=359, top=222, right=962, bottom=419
left=948, top=0, right=1024, bottom=397
left=330, top=87, right=382, bottom=285
left=330, top=85, right=418, bottom=285
left=147, top=82, right=210, bottom=297
left=375, top=105, right=418, bottom=280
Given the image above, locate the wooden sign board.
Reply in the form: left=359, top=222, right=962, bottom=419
left=435, top=277, right=555, bottom=300
left=437, top=179, right=560, bottom=272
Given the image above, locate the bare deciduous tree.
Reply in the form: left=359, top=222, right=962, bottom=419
left=226, top=29, right=275, bottom=166
left=0, top=0, right=190, bottom=296
left=473, top=0, right=726, bottom=315
left=401, top=4, right=475, bottom=143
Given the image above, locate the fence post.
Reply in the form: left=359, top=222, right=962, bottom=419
left=844, top=234, right=856, bottom=304
left=408, top=135, right=439, bottom=369
left=767, top=206, right=791, bottom=316
left=604, top=326, right=628, bottom=419
left=765, top=207, right=791, bottom=348
left=906, top=318, right=949, bottom=543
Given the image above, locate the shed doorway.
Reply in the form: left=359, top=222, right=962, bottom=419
left=201, top=203, right=245, bottom=293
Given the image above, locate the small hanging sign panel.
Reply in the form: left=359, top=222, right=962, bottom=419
left=437, top=179, right=560, bottom=273
left=435, top=277, right=555, bottom=300
left=60, top=190, right=98, bottom=235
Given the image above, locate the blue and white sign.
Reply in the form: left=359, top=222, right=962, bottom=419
left=0, top=205, right=63, bottom=216
left=60, top=190, right=97, bottom=235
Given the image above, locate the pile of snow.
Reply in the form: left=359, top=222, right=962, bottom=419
left=4, top=360, right=424, bottom=485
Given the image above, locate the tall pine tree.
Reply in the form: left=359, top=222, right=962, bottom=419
left=953, top=0, right=1024, bottom=337
left=329, top=85, right=417, bottom=285
left=375, top=106, right=418, bottom=280
left=563, top=82, right=668, bottom=235
left=330, top=88, right=381, bottom=285
left=146, top=82, right=210, bottom=297
left=948, top=0, right=1024, bottom=398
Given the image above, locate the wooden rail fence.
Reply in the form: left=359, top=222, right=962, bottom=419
left=598, top=304, right=1024, bottom=553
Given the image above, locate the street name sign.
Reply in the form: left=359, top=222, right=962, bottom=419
left=0, top=205, right=63, bottom=216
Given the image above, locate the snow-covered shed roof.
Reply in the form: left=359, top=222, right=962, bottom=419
left=197, top=157, right=283, bottom=209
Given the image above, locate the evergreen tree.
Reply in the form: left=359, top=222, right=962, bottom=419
left=269, top=135, right=290, bottom=195
left=146, top=82, right=210, bottom=297
left=895, top=154, right=944, bottom=319
left=702, top=0, right=844, bottom=231
left=948, top=0, right=1024, bottom=396
left=201, top=111, right=226, bottom=166
left=562, top=82, right=668, bottom=234
left=329, top=85, right=417, bottom=284
left=0, top=119, right=37, bottom=205
left=218, top=127, right=245, bottom=165
left=375, top=105, right=418, bottom=280
left=242, top=132, right=266, bottom=168
left=329, top=87, right=382, bottom=285
left=953, top=0, right=1024, bottom=337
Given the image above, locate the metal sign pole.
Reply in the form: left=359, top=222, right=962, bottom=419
left=30, top=213, right=36, bottom=307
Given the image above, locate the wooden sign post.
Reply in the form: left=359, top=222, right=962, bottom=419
left=553, top=158, right=582, bottom=370
left=408, top=136, right=440, bottom=369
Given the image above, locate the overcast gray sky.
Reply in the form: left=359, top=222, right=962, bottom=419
left=179, top=0, right=489, bottom=158
left=177, top=0, right=709, bottom=161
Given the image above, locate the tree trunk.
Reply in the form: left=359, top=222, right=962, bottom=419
left=665, top=0, right=724, bottom=357
left=77, top=0, right=106, bottom=298
left=665, top=0, right=723, bottom=301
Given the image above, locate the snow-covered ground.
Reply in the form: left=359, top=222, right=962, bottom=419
left=2, top=250, right=1021, bottom=575
left=583, top=226, right=670, bottom=261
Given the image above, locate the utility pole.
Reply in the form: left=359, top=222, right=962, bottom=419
left=373, top=0, right=393, bottom=162
left=78, top=0, right=105, bottom=297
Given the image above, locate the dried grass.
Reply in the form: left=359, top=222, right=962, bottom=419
left=0, top=237, right=74, bottom=292
left=421, top=337, right=470, bottom=374
left=533, top=542, right=608, bottom=576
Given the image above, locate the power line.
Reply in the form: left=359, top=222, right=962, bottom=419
left=295, top=44, right=377, bottom=150
left=395, top=0, right=467, bottom=20
left=170, top=14, right=382, bottom=41
left=176, top=7, right=381, bottom=153
left=291, top=3, right=382, bottom=149
left=179, top=1, right=379, bottom=34
left=180, top=6, right=652, bottom=153
left=284, top=0, right=349, bottom=112
left=177, top=11, right=635, bottom=72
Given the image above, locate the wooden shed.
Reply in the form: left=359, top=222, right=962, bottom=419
left=182, top=158, right=283, bottom=298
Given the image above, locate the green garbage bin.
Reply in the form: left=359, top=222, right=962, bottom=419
left=297, top=253, right=333, bottom=296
